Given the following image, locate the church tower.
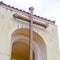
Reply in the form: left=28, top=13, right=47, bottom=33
left=0, top=2, right=59, bottom=60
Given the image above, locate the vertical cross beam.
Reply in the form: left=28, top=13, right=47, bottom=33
left=29, top=7, right=34, bottom=60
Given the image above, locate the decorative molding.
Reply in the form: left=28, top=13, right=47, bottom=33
left=13, top=13, right=48, bottom=28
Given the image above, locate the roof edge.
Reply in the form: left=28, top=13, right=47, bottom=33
left=0, top=1, right=55, bottom=24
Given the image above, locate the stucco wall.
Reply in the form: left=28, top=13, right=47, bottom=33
left=0, top=6, right=59, bottom=60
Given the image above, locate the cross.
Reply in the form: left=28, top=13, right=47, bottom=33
left=29, top=7, right=34, bottom=60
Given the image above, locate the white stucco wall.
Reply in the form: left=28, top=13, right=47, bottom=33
left=0, top=6, right=59, bottom=60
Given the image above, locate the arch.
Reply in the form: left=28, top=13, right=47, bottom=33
left=11, top=35, right=38, bottom=60
left=11, top=28, right=47, bottom=60
left=12, top=28, right=46, bottom=47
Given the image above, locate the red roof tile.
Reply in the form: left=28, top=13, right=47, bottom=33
left=0, top=1, right=55, bottom=24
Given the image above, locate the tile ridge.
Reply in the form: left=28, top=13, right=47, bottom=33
left=0, top=1, right=55, bottom=24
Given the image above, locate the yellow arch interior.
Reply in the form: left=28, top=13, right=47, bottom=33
left=11, top=28, right=46, bottom=60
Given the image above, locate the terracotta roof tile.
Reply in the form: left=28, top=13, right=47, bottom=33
left=0, top=1, right=55, bottom=24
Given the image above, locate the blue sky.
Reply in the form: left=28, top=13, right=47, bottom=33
left=0, top=0, right=60, bottom=48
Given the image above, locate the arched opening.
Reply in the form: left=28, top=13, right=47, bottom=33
left=11, top=37, right=35, bottom=60
left=11, top=41, right=29, bottom=60
left=11, top=28, right=47, bottom=60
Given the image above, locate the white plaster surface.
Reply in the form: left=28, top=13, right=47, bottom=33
left=0, top=6, right=60, bottom=60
